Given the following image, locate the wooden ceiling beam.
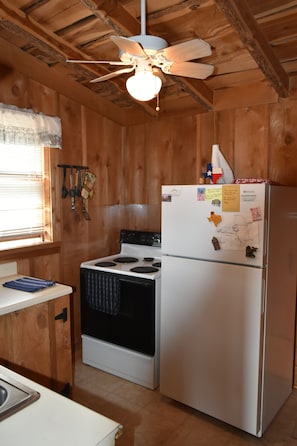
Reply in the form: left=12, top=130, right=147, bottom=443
left=214, top=0, right=289, bottom=97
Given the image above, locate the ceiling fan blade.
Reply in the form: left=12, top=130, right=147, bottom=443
left=163, top=62, right=214, bottom=80
left=158, top=39, right=212, bottom=63
left=110, top=35, right=146, bottom=58
left=90, top=66, right=135, bottom=83
left=66, top=59, right=132, bottom=66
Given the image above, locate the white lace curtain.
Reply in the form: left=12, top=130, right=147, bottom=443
left=0, top=103, right=62, bottom=148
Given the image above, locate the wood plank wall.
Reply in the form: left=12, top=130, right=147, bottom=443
left=0, top=67, right=297, bottom=385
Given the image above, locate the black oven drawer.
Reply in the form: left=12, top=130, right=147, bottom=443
left=80, top=268, right=156, bottom=356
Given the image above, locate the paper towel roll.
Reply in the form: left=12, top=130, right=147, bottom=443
left=211, top=144, right=234, bottom=184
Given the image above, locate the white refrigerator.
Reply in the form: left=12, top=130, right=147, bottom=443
left=160, top=183, right=297, bottom=437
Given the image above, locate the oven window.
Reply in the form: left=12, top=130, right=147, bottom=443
left=80, top=269, right=156, bottom=356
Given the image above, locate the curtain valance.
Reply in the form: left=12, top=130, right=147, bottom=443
left=0, top=103, right=62, bottom=148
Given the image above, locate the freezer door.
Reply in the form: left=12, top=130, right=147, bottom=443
left=161, top=184, right=267, bottom=267
left=160, top=255, right=264, bottom=436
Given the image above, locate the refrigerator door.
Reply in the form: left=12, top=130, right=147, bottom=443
left=160, top=255, right=265, bottom=437
left=161, top=184, right=267, bottom=267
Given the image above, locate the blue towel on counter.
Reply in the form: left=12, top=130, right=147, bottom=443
left=85, top=270, right=120, bottom=316
left=3, top=277, right=56, bottom=292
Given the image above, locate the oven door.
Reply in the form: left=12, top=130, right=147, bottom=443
left=80, top=268, right=156, bottom=356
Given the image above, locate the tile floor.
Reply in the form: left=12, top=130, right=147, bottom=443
left=73, top=350, right=297, bottom=446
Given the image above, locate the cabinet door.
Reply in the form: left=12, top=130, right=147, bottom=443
left=0, top=296, right=73, bottom=393
left=0, top=312, right=14, bottom=364
left=49, top=294, right=73, bottom=392
left=0, top=302, right=52, bottom=388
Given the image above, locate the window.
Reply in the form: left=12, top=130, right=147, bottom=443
left=0, top=143, right=52, bottom=249
left=0, top=104, right=61, bottom=250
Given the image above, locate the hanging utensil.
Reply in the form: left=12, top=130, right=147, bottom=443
left=61, top=166, right=68, bottom=198
left=69, top=167, right=76, bottom=210
left=81, top=171, right=96, bottom=200
left=74, top=167, right=80, bottom=199
left=79, top=169, right=91, bottom=220
left=77, top=167, right=89, bottom=219
left=76, top=167, right=82, bottom=198
left=81, top=197, right=91, bottom=220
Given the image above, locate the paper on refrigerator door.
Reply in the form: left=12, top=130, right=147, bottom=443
left=211, top=144, right=234, bottom=184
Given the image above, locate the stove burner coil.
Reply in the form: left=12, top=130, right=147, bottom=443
left=130, top=266, right=159, bottom=273
left=144, top=257, right=154, bottom=262
left=95, top=261, right=116, bottom=267
left=113, top=256, right=138, bottom=263
left=152, top=262, right=161, bottom=268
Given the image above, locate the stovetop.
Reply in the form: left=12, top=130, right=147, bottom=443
left=80, top=230, right=161, bottom=280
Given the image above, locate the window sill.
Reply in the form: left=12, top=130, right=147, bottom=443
left=0, top=242, right=61, bottom=261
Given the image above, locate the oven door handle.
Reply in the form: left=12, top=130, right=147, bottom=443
left=119, top=275, right=155, bottom=286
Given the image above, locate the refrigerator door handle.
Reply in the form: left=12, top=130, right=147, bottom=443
left=261, top=275, right=266, bottom=315
left=263, top=218, right=268, bottom=265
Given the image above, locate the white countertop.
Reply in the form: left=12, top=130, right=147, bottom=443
left=0, top=366, right=122, bottom=446
left=0, top=274, right=73, bottom=316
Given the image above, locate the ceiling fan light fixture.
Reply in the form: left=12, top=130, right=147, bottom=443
left=126, top=70, right=162, bottom=101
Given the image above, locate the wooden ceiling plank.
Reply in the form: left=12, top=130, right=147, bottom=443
left=20, top=0, right=50, bottom=15
left=214, top=0, right=290, bottom=97
left=246, top=0, right=297, bottom=18
left=215, top=79, right=278, bottom=110
left=36, top=6, right=90, bottom=31
left=257, top=11, right=297, bottom=44
left=148, top=0, right=205, bottom=21
left=80, top=0, right=141, bottom=36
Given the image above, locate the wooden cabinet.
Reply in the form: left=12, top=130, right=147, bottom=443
left=0, top=294, right=73, bottom=394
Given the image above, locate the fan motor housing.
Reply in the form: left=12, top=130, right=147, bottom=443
left=129, top=35, right=168, bottom=55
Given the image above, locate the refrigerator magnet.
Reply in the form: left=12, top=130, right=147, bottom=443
left=211, top=198, right=221, bottom=207
left=207, top=211, right=222, bottom=227
left=197, top=187, right=206, bottom=201
left=246, top=246, right=258, bottom=258
left=212, top=237, right=220, bottom=250
left=250, top=206, right=262, bottom=221
left=162, top=194, right=172, bottom=202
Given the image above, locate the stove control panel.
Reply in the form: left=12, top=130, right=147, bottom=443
left=119, top=229, right=161, bottom=247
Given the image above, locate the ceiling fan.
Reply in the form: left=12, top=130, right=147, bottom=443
left=67, top=0, right=214, bottom=102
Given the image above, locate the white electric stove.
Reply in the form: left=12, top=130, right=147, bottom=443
left=80, top=229, right=161, bottom=389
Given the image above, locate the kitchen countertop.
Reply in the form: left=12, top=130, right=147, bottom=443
left=0, top=273, right=73, bottom=316
left=0, top=365, right=122, bottom=446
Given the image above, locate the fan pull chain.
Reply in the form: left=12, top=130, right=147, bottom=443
left=156, top=94, right=160, bottom=112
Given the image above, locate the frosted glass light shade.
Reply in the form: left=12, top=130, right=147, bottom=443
left=126, top=71, right=162, bottom=101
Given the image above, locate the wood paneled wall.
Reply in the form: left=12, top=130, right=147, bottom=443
left=0, top=66, right=297, bottom=385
